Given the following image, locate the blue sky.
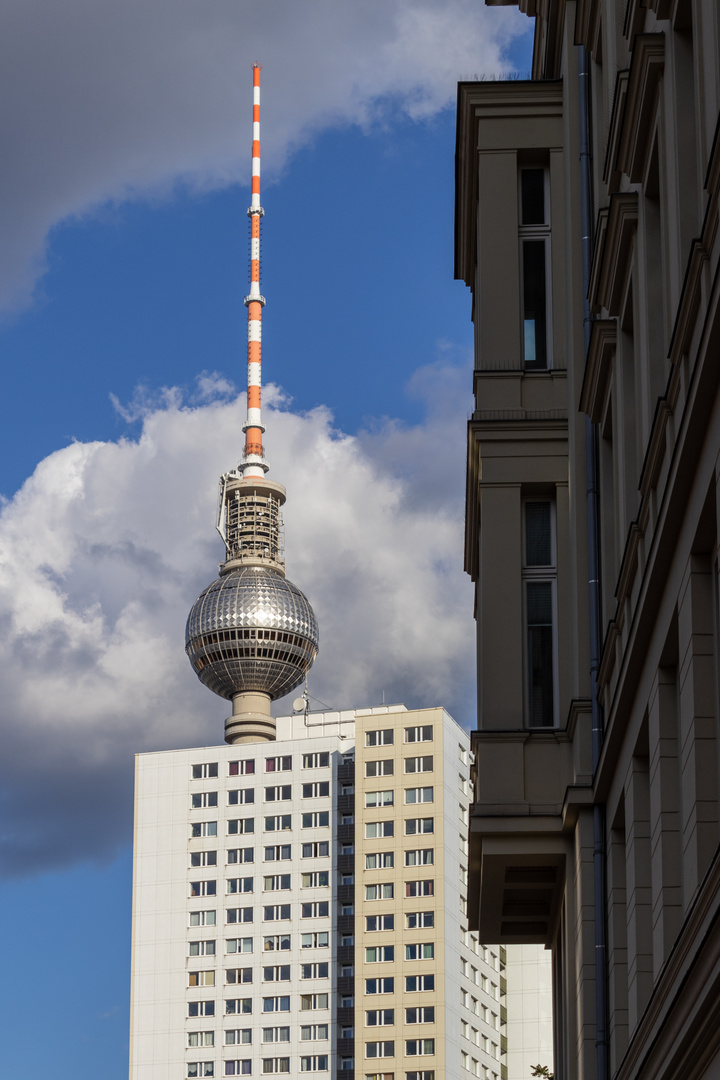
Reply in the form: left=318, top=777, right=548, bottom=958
left=0, top=4, right=533, bottom=1075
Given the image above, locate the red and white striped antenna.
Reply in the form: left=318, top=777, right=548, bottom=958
left=242, top=63, right=268, bottom=479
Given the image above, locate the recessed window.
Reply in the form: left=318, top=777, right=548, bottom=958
left=227, top=848, right=254, bottom=864
left=301, top=1024, right=329, bottom=1040
left=261, top=1057, right=290, bottom=1074
left=265, top=785, right=292, bottom=802
left=263, top=905, right=291, bottom=922
left=405, top=818, right=433, bottom=835
left=405, top=974, right=435, bottom=992
left=523, top=500, right=557, bottom=727
left=226, top=998, right=253, bottom=1014
left=266, top=755, right=292, bottom=772
left=406, top=1007, right=435, bottom=1023
left=365, top=977, right=395, bottom=994
left=192, top=763, right=218, bottom=779
left=365, top=790, right=394, bottom=808
left=262, top=1027, right=291, bottom=1042
left=405, top=880, right=433, bottom=898
left=405, top=849, right=433, bottom=867
left=191, top=822, right=218, bottom=838
left=226, top=967, right=253, bottom=984
left=229, top=789, right=255, bottom=805
left=265, top=845, right=292, bottom=861
left=302, top=812, right=330, bottom=828
left=366, top=759, right=394, bottom=778
left=190, top=880, right=216, bottom=897
left=188, top=970, right=215, bottom=987
left=366, top=914, right=394, bottom=931
left=405, top=726, right=433, bottom=743
left=188, top=1031, right=215, bottom=1047
left=405, top=912, right=434, bottom=929
left=301, top=962, right=329, bottom=979
left=187, top=1062, right=214, bottom=1077
left=227, top=937, right=253, bottom=953
left=300, top=993, right=329, bottom=1010
left=404, top=756, right=433, bottom=774
left=405, top=1040, right=435, bottom=1057
left=189, top=940, right=216, bottom=956
left=224, top=1060, right=252, bottom=1075
left=365, top=1041, right=395, bottom=1058
left=228, top=818, right=255, bottom=835
left=519, top=166, right=551, bottom=370
left=226, top=1029, right=253, bottom=1044
left=263, top=874, right=291, bottom=892
left=188, top=1000, right=215, bottom=1017
left=300, top=1054, right=329, bottom=1072
left=262, top=997, right=290, bottom=1013
left=264, top=815, right=292, bottom=832
left=302, top=871, right=330, bottom=887
left=303, top=752, right=330, bottom=769
left=263, top=965, right=291, bottom=982
left=366, top=1009, right=395, bottom=1026
left=301, top=932, right=329, bottom=948
left=365, top=883, right=394, bottom=900
left=226, top=907, right=253, bottom=924
left=365, top=821, right=394, bottom=839
left=366, top=729, right=394, bottom=747
left=405, top=943, right=434, bottom=960
left=229, top=760, right=255, bottom=776
left=365, top=945, right=394, bottom=963
left=192, top=792, right=218, bottom=809
left=405, top=787, right=433, bottom=804
left=301, top=901, right=329, bottom=918
left=263, top=934, right=291, bottom=951
left=227, top=877, right=254, bottom=894
left=302, top=841, right=329, bottom=858
left=190, top=910, right=217, bottom=927
left=302, top=782, right=330, bottom=798
left=366, top=852, right=394, bottom=869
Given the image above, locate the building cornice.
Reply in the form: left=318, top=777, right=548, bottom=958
left=617, top=34, right=665, bottom=183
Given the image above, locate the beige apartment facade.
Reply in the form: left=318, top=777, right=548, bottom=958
left=456, top=1, right=720, bottom=1079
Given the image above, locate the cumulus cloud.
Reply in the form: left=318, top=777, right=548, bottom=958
left=0, top=0, right=528, bottom=311
left=0, top=363, right=475, bottom=876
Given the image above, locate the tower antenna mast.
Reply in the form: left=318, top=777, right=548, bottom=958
left=242, top=63, right=268, bottom=479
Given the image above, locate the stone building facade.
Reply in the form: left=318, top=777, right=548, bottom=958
left=455, top=1, right=720, bottom=1078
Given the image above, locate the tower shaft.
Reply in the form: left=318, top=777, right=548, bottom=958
left=242, top=63, right=267, bottom=480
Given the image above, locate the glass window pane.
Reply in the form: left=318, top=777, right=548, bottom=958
left=521, top=168, right=545, bottom=225
left=527, top=581, right=553, bottom=726
left=525, top=502, right=551, bottom=566
left=523, top=240, right=547, bottom=370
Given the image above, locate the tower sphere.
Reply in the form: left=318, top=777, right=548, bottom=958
left=185, top=565, right=319, bottom=701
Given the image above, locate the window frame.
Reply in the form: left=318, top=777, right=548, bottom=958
left=522, top=497, right=559, bottom=728
left=518, top=163, right=553, bottom=371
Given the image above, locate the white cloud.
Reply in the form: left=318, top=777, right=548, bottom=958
left=0, top=0, right=528, bottom=311
left=0, top=364, right=475, bottom=875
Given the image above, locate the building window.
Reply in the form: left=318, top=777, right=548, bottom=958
left=365, top=821, right=394, bottom=839
left=404, top=849, right=433, bottom=867
left=366, top=729, right=394, bottom=746
left=188, top=1001, right=215, bottom=1017
left=264, top=815, right=292, bottom=832
left=365, top=883, right=394, bottom=900
left=263, top=905, right=291, bottom=921
left=366, top=1042, right=395, bottom=1058
left=300, top=993, right=329, bottom=1010
left=227, top=938, right=253, bottom=953
left=229, top=760, right=255, bottom=776
left=227, top=848, right=254, bottom=864
left=266, top=755, right=292, bottom=772
left=301, top=962, right=329, bottom=979
left=519, top=165, right=551, bottom=369
left=265, top=785, right=292, bottom=802
left=405, top=1007, right=435, bottom=1024
left=523, top=499, right=557, bottom=727
left=227, top=877, right=254, bottom=894
left=190, top=910, right=217, bottom=926
left=301, top=1024, right=329, bottom=1040
left=192, top=792, right=218, bottom=809
left=405, top=880, right=433, bottom=897
left=301, top=871, right=330, bottom=887
left=262, top=1027, right=291, bottom=1042
left=303, top=752, right=330, bottom=769
left=188, top=1031, right=215, bottom=1046
left=365, top=790, right=394, bottom=808
left=301, top=901, right=329, bottom=918
left=261, top=1059, right=290, bottom=1074
left=189, top=940, right=216, bottom=956
left=365, top=1074, right=394, bottom=1080
left=265, top=845, right=292, bottom=861
left=188, top=971, right=215, bottom=987
left=263, top=874, right=291, bottom=891
left=365, top=945, right=395, bottom=963
left=405, top=726, right=433, bottom=743
left=226, top=998, right=253, bottom=1014
left=405, top=912, right=433, bottom=929
left=300, top=1056, right=329, bottom=1071
left=192, top=821, right=218, bottom=838
left=366, top=852, right=394, bottom=869
left=365, top=977, right=395, bottom=994
left=263, top=934, right=291, bottom=951
left=405, top=1040, right=435, bottom=1056
left=405, top=787, right=433, bottom=804
left=192, top=763, right=218, bottom=779
left=226, top=907, right=253, bottom=924
left=366, top=1009, right=395, bottom=1025
left=366, top=759, right=394, bottom=778
left=188, top=1063, right=214, bottom=1076
left=302, top=842, right=329, bottom=858
left=262, top=997, right=290, bottom=1012
left=301, top=931, right=329, bottom=948
left=366, top=914, right=394, bottom=931
left=302, top=812, right=330, bottom=828
left=190, top=880, right=217, bottom=897
left=405, top=818, right=433, bottom=836
left=406, top=1073, right=434, bottom=1080
left=302, top=782, right=330, bottom=798
left=263, top=965, right=291, bottom=982
left=405, top=943, right=434, bottom=960
left=405, top=975, right=435, bottom=992
left=224, top=1061, right=251, bottom=1075
left=226, top=967, right=253, bottom=984
left=229, top=789, right=255, bottom=805
left=228, top=818, right=255, bottom=835
left=404, top=756, right=433, bottom=774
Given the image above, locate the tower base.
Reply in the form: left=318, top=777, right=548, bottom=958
left=224, top=690, right=276, bottom=744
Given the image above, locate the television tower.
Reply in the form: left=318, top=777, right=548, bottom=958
left=185, top=65, right=319, bottom=744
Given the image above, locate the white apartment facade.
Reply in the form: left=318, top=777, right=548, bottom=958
left=129, top=704, right=510, bottom=1080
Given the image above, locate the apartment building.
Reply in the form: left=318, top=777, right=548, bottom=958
left=129, top=705, right=510, bottom=1080
left=456, top=0, right=720, bottom=1078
